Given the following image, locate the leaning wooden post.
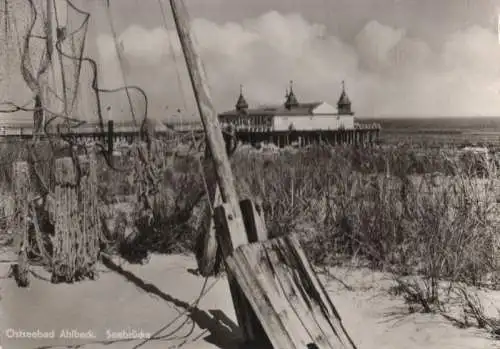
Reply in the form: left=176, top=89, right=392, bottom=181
left=169, top=0, right=245, bottom=228
left=169, top=1, right=248, bottom=254
left=169, top=0, right=257, bottom=341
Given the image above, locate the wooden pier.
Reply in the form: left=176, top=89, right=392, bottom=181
left=0, top=120, right=380, bottom=150
left=236, top=125, right=380, bottom=148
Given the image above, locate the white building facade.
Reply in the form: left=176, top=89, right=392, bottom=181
left=218, top=81, right=355, bottom=132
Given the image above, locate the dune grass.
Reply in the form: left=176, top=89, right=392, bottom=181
left=1, top=139, right=499, bottom=333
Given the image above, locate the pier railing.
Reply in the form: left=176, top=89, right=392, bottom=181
left=0, top=120, right=381, bottom=137
left=354, top=122, right=381, bottom=130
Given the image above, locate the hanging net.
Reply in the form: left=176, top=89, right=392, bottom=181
left=0, top=0, right=230, bottom=284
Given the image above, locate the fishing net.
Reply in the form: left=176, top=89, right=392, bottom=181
left=0, top=0, right=39, bottom=122
left=0, top=0, right=221, bottom=284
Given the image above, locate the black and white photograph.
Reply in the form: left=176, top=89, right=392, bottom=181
left=0, top=0, right=499, bottom=348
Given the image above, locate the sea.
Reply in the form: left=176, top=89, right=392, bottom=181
left=362, top=117, right=500, bottom=147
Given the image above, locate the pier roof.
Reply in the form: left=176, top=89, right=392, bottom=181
left=219, top=101, right=327, bottom=117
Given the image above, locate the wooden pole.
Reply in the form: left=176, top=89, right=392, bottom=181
left=107, top=120, right=114, bottom=164
left=169, top=0, right=247, bottom=250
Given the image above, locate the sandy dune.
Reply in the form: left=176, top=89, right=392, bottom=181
left=0, top=253, right=497, bottom=349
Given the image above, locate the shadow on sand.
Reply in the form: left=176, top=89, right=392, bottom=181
left=34, top=255, right=242, bottom=349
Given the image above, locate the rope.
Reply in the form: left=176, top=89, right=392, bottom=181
left=131, top=275, right=220, bottom=348
left=114, top=3, right=230, bottom=343
left=55, top=1, right=148, bottom=171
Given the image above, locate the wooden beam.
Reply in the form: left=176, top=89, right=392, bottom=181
left=169, top=0, right=247, bottom=250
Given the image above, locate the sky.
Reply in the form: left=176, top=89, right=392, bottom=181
left=2, top=0, right=500, bottom=122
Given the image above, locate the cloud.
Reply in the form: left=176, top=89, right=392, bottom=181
left=94, top=10, right=500, bottom=119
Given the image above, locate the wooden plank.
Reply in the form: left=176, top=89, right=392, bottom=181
left=240, top=199, right=267, bottom=243
left=226, top=234, right=357, bottom=349
left=236, top=199, right=270, bottom=345
left=213, top=204, right=251, bottom=339
left=214, top=203, right=270, bottom=346
left=197, top=194, right=267, bottom=276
